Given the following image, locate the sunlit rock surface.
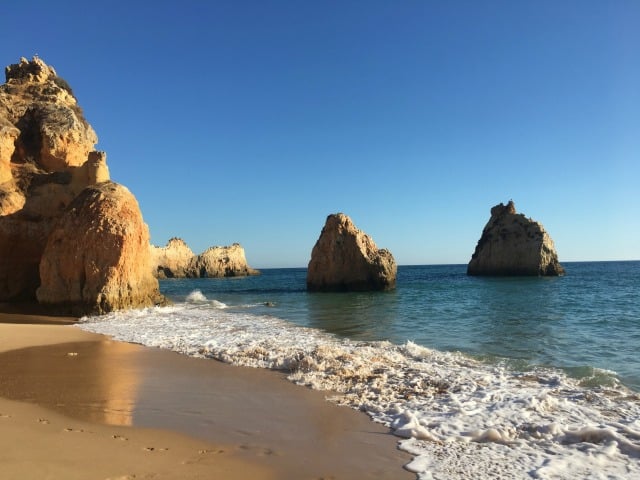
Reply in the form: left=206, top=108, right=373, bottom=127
left=467, top=200, right=564, bottom=276
left=307, top=213, right=396, bottom=292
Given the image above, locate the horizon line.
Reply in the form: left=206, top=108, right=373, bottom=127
left=245, top=259, right=640, bottom=270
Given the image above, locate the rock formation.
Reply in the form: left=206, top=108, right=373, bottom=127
left=0, top=56, right=165, bottom=312
left=467, top=200, right=565, bottom=276
left=150, top=237, right=195, bottom=278
left=150, top=240, right=259, bottom=278
left=186, top=243, right=260, bottom=278
left=37, top=182, right=165, bottom=314
left=307, top=213, right=397, bottom=291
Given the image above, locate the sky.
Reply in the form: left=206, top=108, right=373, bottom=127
left=2, top=1, right=638, bottom=268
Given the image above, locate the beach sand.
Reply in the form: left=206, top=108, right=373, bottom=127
left=0, top=312, right=412, bottom=479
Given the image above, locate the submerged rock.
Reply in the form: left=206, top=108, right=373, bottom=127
left=307, top=213, right=397, bottom=291
left=467, top=200, right=564, bottom=276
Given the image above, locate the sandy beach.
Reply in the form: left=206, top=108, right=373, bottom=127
left=0, top=312, right=411, bottom=480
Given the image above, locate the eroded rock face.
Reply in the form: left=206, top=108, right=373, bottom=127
left=1, top=56, right=164, bottom=313
left=150, top=238, right=195, bottom=278
left=307, top=213, right=397, bottom=291
left=186, top=243, right=259, bottom=278
left=0, top=57, right=110, bottom=301
left=37, top=182, right=165, bottom=315
left=2, top=56, right=98, bottom=174
left=151, top=240, right=259, bottom=278
left=467, top=200, right=565, bottom=276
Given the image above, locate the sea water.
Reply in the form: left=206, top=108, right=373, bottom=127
left=77, top=261, right=640, bottom=479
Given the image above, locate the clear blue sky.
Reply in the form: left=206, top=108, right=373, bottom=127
left=3, top=1, right=638, bottom=267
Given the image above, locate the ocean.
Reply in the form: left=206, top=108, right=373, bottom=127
left=77, top=261, right=640, bottom=479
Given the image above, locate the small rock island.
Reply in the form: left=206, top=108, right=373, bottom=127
left=307, top=213, right=397, bottom=291
left=467, top=201, right=564, bottom=276
left=151, top=238, right=259, bottom=278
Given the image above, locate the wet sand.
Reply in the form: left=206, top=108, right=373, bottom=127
left=0, top=314, right=412, bottom=479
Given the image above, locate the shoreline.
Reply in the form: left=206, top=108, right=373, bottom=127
left=0, top=312, right=412, bottom=479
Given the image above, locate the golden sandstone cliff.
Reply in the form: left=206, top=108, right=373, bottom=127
left=307, top=213, right=397, bottom=291
left=37, top=182, right=165, bottom=313
left=0, top=57, right=164, bottom=314
left=467, top=201, right=564, bottom=276
left=151, top=239, right=259, bottom=278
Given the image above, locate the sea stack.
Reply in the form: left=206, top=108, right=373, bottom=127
left=150, top=237, right=195, bottom=278
left=0, top=56, right=165, bottom=313
left=185, top=243, right=260, bottom=278
left=150, top=239, right=259, bottom=278
left=307, top=213, right=397, bottom=291
left=467, top=200, right=564, bottom=276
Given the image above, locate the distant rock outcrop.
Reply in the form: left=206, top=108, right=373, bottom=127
left=151, top=240, right=259, bottom=278
left=150, top=237, right=195, bottom=278
left=37, top=182, right=165, bottom=315
left=467, top=200, right=565, bottom=276
left=186, top=243, right=260, bottom=278
left=0, top=56, right=165, bottom=312
left=307, top=213, right=397, bottom=291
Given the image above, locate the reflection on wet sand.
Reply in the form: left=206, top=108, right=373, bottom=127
left=0, top=335, right=412, bottom=479
left=0, top=340, right=141, bottom=426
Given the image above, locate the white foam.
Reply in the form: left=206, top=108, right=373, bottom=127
left=185, top=289, right=208, bottom=303
left=184, top=290, right=228, bottom=309
left=77, top=304, right=640, bottom=479
left=211, top=300, right=228, bottom=309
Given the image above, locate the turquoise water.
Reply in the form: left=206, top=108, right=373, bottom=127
left=160, top=261, right=640, bottom=391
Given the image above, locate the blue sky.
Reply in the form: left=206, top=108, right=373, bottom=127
left=3, top=1, right=638, bottom=267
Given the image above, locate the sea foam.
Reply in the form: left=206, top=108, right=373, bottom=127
left=185, top=289, right=208, bottom=303
left=77, top=299, right=640, bottom=479
left=185, top=289, right=227, bottom=308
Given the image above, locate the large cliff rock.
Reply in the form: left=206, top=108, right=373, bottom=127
left=467, top=201, right=565, bottom=276
left=37, top=182, right=164, bottom=315
left=150, top=239, right=259, bottom=278
left=0, top=57, right=109, bottom=301
left=307, top=213, right=397, bottom=291
left=0, top=56, right=164, bottom=312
